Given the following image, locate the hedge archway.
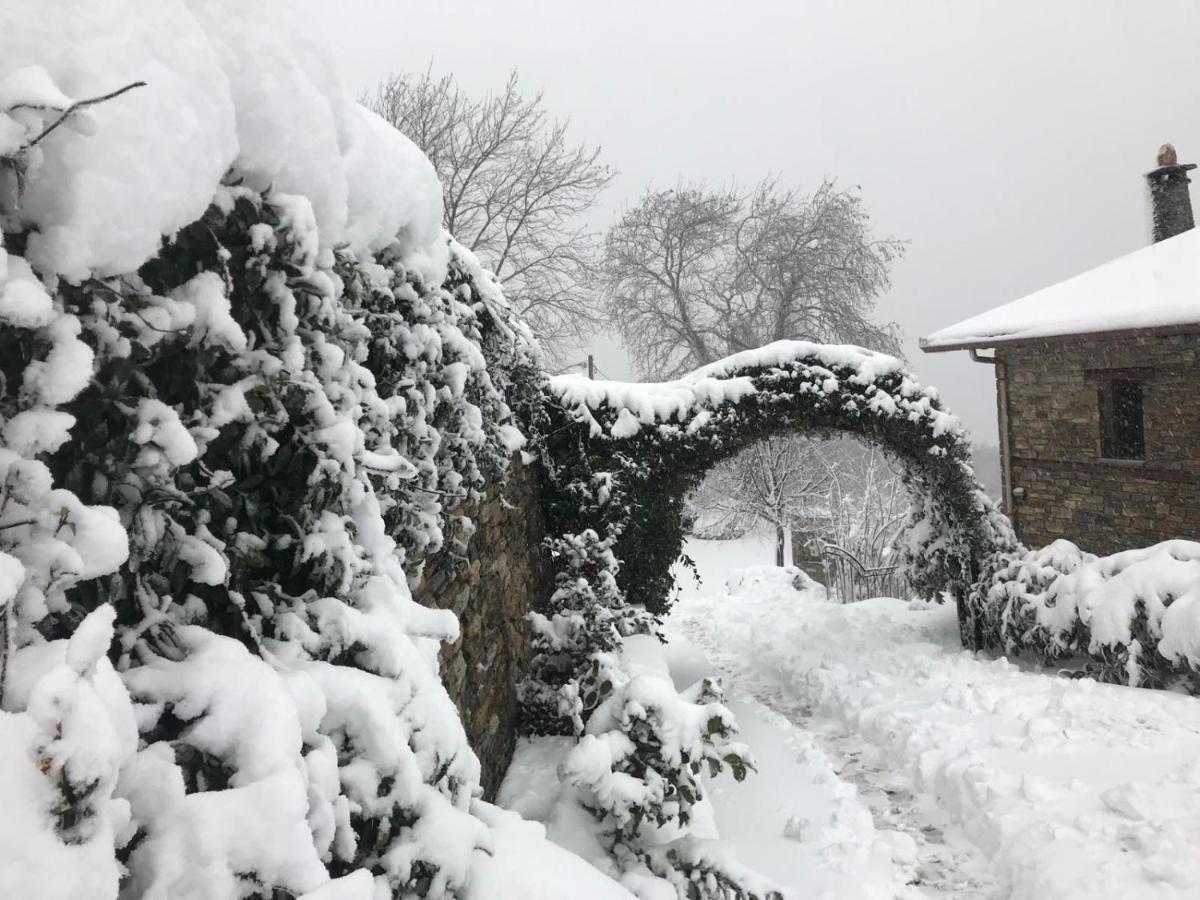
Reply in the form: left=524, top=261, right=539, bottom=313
left=538, top=341, right=1020, bottom=649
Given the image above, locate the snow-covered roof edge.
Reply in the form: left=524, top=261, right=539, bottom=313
left=921, top=227, right=1200, bottom=353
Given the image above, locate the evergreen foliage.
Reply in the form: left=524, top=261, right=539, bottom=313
left=969, top=538, right=1200, bottom=692
left=539, top=347, right=1019, bottom=631
left=563, top=672, right=780, bottom=900
left=1, top=180, right=540, bottom=897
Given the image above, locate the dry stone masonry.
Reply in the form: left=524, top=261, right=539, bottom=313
left=415, top=459, right=550, bottom=796
left=1000, top=331, right=1200, bottom=554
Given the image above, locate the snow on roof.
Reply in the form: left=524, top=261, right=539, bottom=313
left=921, top=227, right=1200, bottom=352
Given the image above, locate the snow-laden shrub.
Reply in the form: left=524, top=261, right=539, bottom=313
left=562, top=674, right=751, bottom=838
left=570, top=678, right=770, bottom=899
left=67, top=188, right=525, bottom=896
left=521, top=635, right=781, bottom=900
left=519, top=529, right=645, bottom=736
left=0, top=605, right=136, bottom=900
left=2, top=82, right=539, bottom=898
left=974, top=538, right=1200, bottom=690
left=523, top=410, right=778, bottom=896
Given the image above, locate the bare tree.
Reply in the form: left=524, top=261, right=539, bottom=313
left=367, top=69, right=615, bottom=354
left=692, top=436, right=833, bottom=566
left=817, top=443, right=909, bottom=569
left=603, top=179, right=905, bottom=379
left=614, top=179, right=907, bottom=565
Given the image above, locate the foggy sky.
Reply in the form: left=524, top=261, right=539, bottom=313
left=298, top=0, right=1200, bottom=441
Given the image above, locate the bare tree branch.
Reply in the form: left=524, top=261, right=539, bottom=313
left=23, top=80, right=147, bottom=151
left=603, top=178, right=905, bottom=380
left=366, top=69, right=614, bottom=357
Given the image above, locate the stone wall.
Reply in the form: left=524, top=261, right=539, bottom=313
left=998, top=331, right=1200, bottom=554
left=413, top=459, right=550, bottom=797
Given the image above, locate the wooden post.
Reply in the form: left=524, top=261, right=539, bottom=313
left=587, top=354, right=595, bottom=380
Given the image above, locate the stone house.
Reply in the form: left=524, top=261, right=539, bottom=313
left=921, top=146, right=1200, bottom=555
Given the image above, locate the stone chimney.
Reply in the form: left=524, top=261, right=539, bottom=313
left=1146, top=143, right=1196, bottom=242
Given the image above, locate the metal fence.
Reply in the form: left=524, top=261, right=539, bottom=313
left=819, top=542, right=909, bottom=603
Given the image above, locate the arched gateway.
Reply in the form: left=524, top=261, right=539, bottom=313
left=540, top=341, right=1020, bottom=649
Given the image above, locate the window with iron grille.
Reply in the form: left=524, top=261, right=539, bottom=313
left=1098, top=379, right=1145, bottom=460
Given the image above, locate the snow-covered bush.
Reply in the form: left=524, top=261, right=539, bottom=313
left=974, top=538, right=1200, bottom=690
left=559, top=670, right=779, bottom=900
left=521, top=412, right=659, bottom=742
left=519, top=529, right=627, bottom=736
left=0, top=177, right=527, bottom=896
left=512, top=635, right=782, bottom=900
left=565, top=674, right=748, bottom=838
left=0, top=605, right=136, bottom=900
left=0, top=7, right=622, bottom=898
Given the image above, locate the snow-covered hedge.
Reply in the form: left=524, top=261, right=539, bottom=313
left=542, top=341, right=1018, bottom=632
left=0, top=6, right=666, bottom=899
left=0, top=177, right=530, bottom=900
left=973, top=538, right=1200, bottom=690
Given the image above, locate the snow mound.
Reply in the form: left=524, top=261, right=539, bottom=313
left=0, top=0, right=447, bottom=283
left=468, top=802, right=637, bottom=900
left=0, top=0, right=237, bottom=279
left=727, top=565, right=823, bottom=599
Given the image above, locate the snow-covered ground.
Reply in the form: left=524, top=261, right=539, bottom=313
left=662, top=639, right=919, bottom=898
left=666, top=533, right=1200, bottom=899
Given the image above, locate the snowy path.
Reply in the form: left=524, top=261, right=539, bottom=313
left=667, top=536, right=1200, bottom=900
left=663, top=638, right=922, bottom=899
left=665, top=625, right=1000, bottom=899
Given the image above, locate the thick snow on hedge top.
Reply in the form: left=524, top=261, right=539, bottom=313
left=922, top=227, right=1200, bottom=351
left=0, top=0, right=446, bottom=283
left=548, top=340, right=962, bottom=442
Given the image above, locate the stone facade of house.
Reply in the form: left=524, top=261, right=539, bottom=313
left=999, top=330, right=1200, bottom=554
left=413, top=459, right=550, bottom=797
